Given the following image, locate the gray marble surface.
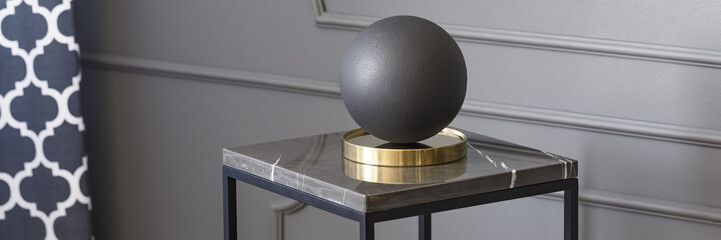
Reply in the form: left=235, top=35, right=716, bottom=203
left=223, top=129, right=577, bottom=213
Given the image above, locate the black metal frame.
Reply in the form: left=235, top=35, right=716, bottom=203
left=223, top=166, right=578, bottom=240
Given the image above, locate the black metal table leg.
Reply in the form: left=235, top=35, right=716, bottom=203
left=360, top=217, right=375, bottom=240
left=564, top=178, right=578, bottom=240
left=224, top=170, right=237, bottom=240
left=419, top=214, right=431, bottom=240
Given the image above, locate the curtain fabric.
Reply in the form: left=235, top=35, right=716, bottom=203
left=0, top=0, right=92, bottom=239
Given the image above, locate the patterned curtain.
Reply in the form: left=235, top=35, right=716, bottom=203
left=0, top=0, right=92, bottom=239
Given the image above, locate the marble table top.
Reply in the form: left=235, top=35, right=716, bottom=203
left=223, top=129, right=577, bottom=213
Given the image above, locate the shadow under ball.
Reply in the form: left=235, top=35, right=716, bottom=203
left=340, top=16, right=467, bottom=143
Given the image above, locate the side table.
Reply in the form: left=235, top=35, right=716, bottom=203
left=223, top=129, right=578, bottom=240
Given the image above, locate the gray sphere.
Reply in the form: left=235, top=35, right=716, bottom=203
left=340, top=16, right=467, bottom=143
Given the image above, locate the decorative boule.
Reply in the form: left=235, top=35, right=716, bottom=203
left=340, top=15, right=467, bottom=143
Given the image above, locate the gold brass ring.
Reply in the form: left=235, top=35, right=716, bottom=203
left=342, top=158, right=467, bottom=184
left=342, top=128, right=467, bottom=166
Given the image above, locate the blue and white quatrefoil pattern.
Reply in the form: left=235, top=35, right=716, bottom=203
left=0, top=0, right=92, bottom=239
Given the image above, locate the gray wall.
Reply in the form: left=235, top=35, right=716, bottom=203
left=77, top=0, right=721, bottom=239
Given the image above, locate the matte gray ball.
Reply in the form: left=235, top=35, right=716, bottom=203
left=340, top=16, right=467, bottom=143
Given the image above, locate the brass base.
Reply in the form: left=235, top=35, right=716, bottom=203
left=342, top=128, right=467, bottom=166
left=342, top=158, right=467, bottom=184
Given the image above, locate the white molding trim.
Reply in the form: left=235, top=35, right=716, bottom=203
left=81, top=52, right=721, bottom=226
left=270, top=198, right=306, bottom=240
left=312, top=0, right=721, bottom=68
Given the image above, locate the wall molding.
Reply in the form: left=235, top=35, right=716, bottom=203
left=543, top=189, right=721, bottom=225
left=270, top=198, right=306, bottom=240
left=313, top=0, right=721, bottom=69
left=266, top=191, right=721, bottom=229
left=81, top=52, right=721, bottom=226
left=81, top=53, right=340, bottom=98
left=81, top=52, right=721, bottom=149
left=461, top=101, right=721, bottom=148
